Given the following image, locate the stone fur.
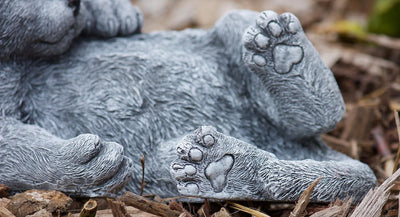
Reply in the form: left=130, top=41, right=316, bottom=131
left=0, top=0, right=376, bottom=202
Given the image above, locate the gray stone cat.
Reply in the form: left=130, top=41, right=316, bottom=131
left=0, top=0, right=376, bottom=202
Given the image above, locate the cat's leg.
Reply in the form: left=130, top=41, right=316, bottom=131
left=242, top=11, right=345, bottom=139
left=170, top=126, right=376, bottom=202
left=124, top=137, right=183, bottom=198
left=81, top=0, right=143, bottom=37
left=0, top=117, right=132, bottom=196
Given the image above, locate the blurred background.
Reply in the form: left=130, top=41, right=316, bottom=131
left=132, top=0, right=376, bottom=32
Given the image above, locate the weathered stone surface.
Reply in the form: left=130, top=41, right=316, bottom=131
left=0, top=0, right=376, bottom=203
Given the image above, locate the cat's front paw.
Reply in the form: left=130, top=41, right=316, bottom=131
left=82, top=0, right=143, bottom=37
left=55, top=134, right=133, bottom=196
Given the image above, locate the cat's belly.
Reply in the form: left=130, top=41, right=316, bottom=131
left=23, top=49, right=247, bottom=150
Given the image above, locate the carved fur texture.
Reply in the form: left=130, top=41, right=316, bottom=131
left=0, top=0, right=376, bottom=202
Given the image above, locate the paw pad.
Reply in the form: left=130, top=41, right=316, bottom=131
left=178, top=183, right=199, bottom=195
left=280, top=12, right=302, bottom=34
left=254, top=34, right=270, bottom=49
left=243, top=11, right=305, bottom=75
left=267, top=22, right=282, bottom=37
left=171, top=163, right=197, bottom=178
left=189, top=148, right=203, bottom=161
left=205, top=154, right=234, bottom=192
left=253, top=55, right=267, bottom=67
left=184, top=165, right=197, bottom=175
left=202, top=134, right=215, bottom=147
left=273, top=45, right=303, bottom=74
left=171, top=127, right=236, bottom=196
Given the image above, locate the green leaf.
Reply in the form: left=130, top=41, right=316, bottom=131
left=368, top=0, right=400, bottom=37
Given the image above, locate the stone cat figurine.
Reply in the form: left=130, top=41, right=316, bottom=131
left=0, top=0, right=376, bottom=202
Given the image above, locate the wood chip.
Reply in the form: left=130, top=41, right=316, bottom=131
left=372, top=126, right=394, bottom=177
left=0, top=185, right=9, bottom=198
left=310, top=198, right=352, bottom=217
left=350, top=168, right=400, bottom=217
left=106, top=198, right=129, bottom=217
left=79, top=199, right=97, bottom=217
left=121, top=191, right=181, bottom=217
left=391, top=109, right=400, bottom=174
left=5, top=190, right=72, bottom=217
left=290, top=177, right=322, bottom=217
left=26, top=209, right=52, bottom=217
left=0, top=207, right=16, bottom=217
left=168, top=200, right=193, bottom=217
left=69, top=206, right=159, bottom=217
left=229, top=202, right=270, bottom=217
left=210, top=207, right=230, bottom=217
left=0, top=198, right=10, bottom=209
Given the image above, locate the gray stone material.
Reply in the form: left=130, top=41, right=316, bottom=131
left=0, top=0, right=376, bottom=202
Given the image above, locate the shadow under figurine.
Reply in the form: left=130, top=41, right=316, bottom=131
left=0, top=0, right=377, bottom=203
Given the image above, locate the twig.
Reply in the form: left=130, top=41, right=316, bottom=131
left=229, top=202, right=270, bottom=217
left=372, top=126, right=391, bottom=157
left=140, top=154, right=146, bottom=196
left=350, top=140, right=359, bottom=160
left=106, top=198, right=130, bottom=217
left=169, top=201, right=193, bottom=217
left=79, top=199, right=97, bottom=217
left=121, top=191, right=181, bottom=217
left=289, top=177, right=322, bottom=217
left=322, top=135, right=361, bottom=159
left=321, top=134, right=350, bottom=148
left=367, top=34, right=400, bottom=51
left=372, top=126, right=394, bottom=177
left=392, top=110, right=400, bottom=174
left=397, top=193, right=400, bottom=217
left=203, top=198, right=210, bottom=217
